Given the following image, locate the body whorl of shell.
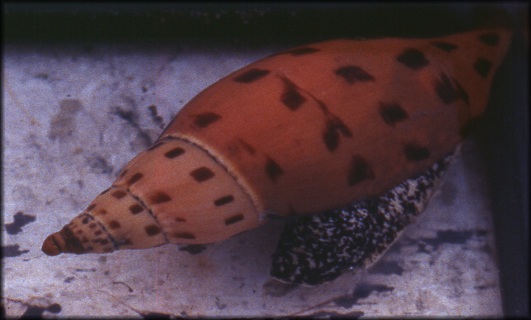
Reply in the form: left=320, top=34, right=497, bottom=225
left=42, top=28, right=511, bottom=257
left=162, top=28, right=511, bottom=216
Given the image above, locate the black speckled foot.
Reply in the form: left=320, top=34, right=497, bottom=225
left=270, top=152, right=455, bottom=285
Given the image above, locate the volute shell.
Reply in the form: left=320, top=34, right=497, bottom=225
left=42, top=28, right=511, bottom=256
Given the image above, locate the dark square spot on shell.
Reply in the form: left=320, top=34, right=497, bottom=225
left=214, top=195, right=235, bottom=206
left=265, top=158, right=284, bottom=182
left=335, top=66, right=375, bottom=84
left=127, top=173, right=144, bottom=186
left=233, top=68, right=270, bottom=83
left=431, top=41, right=458, bottom=51
left=478, top=33, right=500, bottom=46
left=396, top=48, right=429, bottom=70
left=129, top=204, right=144, bottom=214
left=225, top=214, right=244, bottom=225
left=281, top=88, right=307, bottom=110
left=145, top=225, right=162, bottom=236
left=111, top=190, right=127, bottom=199
left=174, top=216, right=187, bottom=222
left=150, top=192, right=172, bottom=204
left=404, top=143, right=430, bottom=161
left=323, top=125, right=340, bottom=152
left=81, top=236, right=89, bottom=243
left=86, top=203, right=96, bottom=211
left=379, top=102, right=409, bottom=126
left=97, top=209, right=107, bottom=215
left=474, top=58, right=493, bottom=78
left=164, top=147, right=185, bottom=159
left=81, top=216, right=91, bottom=224
left=348, top=155, right=375, bottom=186
left=173, top=232, right=196, bottom=239
left=147, top=141, right=165, bottom=151
left=193, top=112, right=221, bottom=128
left=94, top=230, right=102, bottom=236
left=288, top=47, right=320, bottom=55
left=323, top=118, right=352, bottom=152
left=76, top=229, right=83, bottom=234
left=89, top=223, right=97, bottom=229
left=434, top=73, right=459, bottom=104
left=108, top=220, right=121, bottom=230
left=280, top=77, right=306, bottom=110
left=190, top=167, right=215, bottom=182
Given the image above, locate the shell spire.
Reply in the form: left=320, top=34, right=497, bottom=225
left=42, top=139, right=261, bottom=255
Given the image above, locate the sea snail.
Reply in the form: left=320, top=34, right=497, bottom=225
left=42, top=28, right=511, bottom=285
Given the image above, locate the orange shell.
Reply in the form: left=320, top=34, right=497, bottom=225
left=42, top=28, right=511, bottom=255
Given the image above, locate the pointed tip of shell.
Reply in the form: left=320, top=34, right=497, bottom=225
left=42, top=233, right=63, bottom=256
